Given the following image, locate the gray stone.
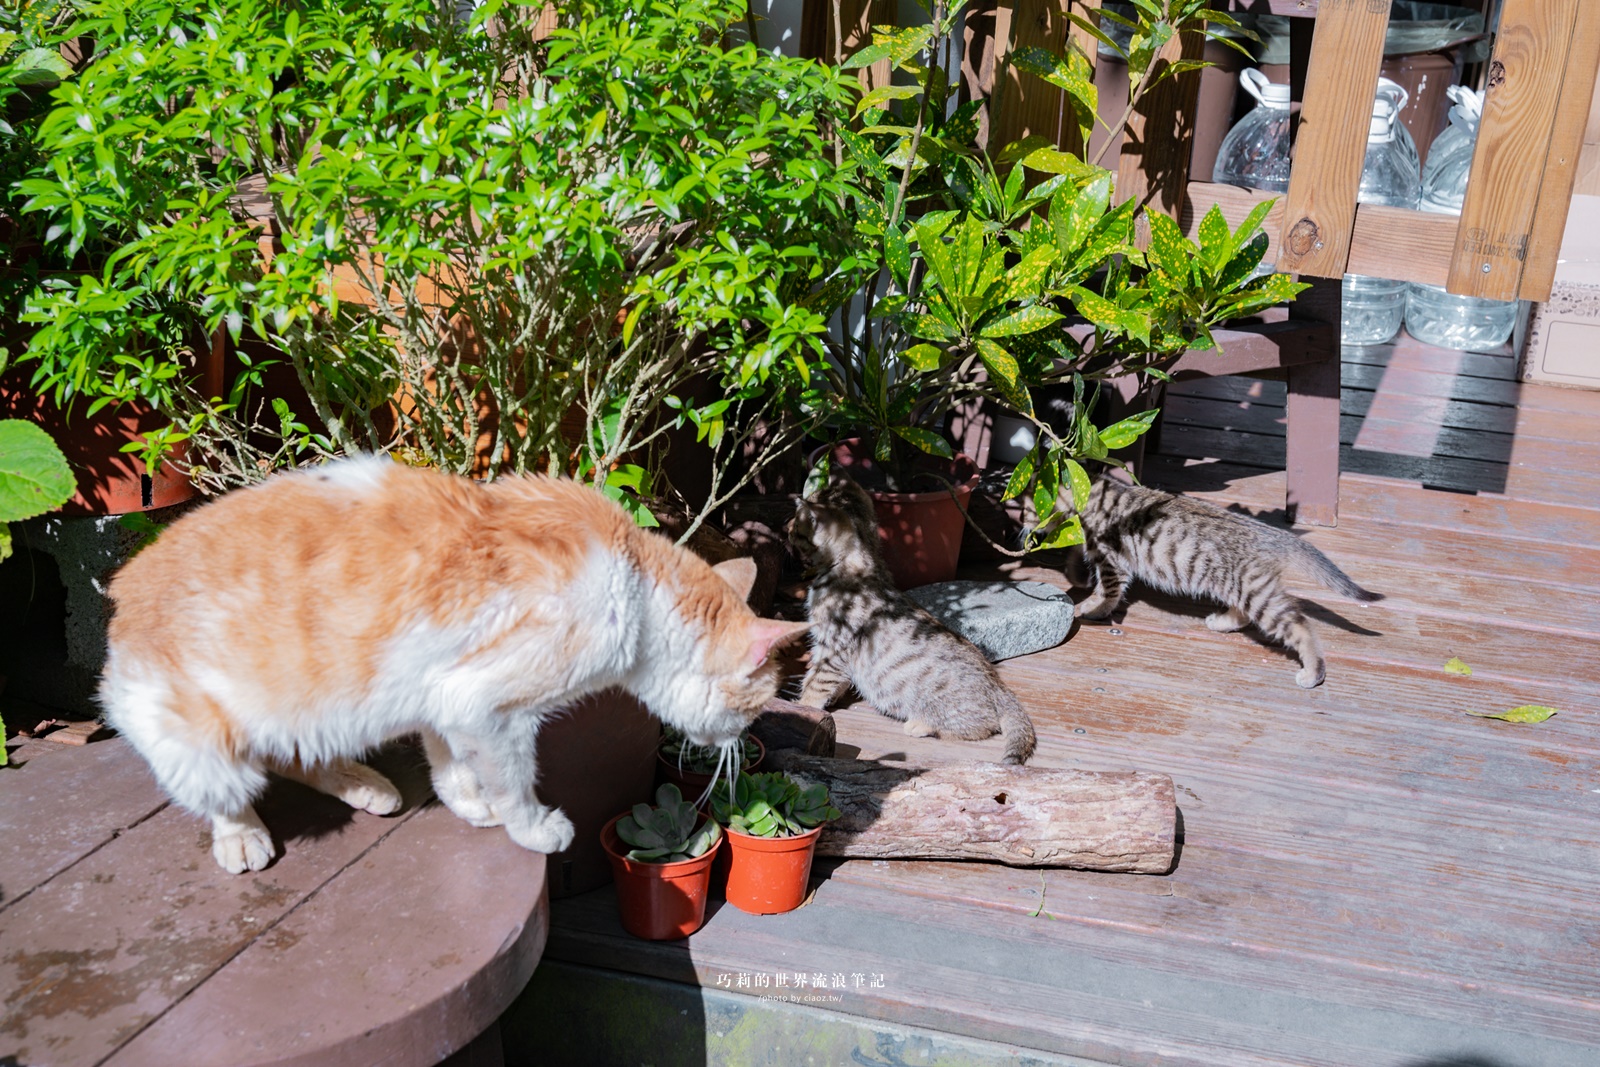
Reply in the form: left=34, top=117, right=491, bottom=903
left=904, top=579, right=1075, bottom=662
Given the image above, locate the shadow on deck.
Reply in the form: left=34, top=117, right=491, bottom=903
left=514, top=331, right=1600, bottom=1067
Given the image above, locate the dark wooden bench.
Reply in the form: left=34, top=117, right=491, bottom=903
left=0, top=735, right=547, bottom=1067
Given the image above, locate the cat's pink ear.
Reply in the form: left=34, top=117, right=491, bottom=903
left=711, top=557, right=759, bottom=604
left=746, top=618, right=809, bottom=669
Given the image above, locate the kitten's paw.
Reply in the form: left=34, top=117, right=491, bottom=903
left=1295, top=665, right=1325, bottom=689
left=1206, top=609, right=1247, bottom=633
left=1075, top=602, right=1114, bottom=621
left=213, top=825, right=275, bottom=874
left=902, top=719, right=938, bottom=738
left=506, top=808, right=576, bottom=854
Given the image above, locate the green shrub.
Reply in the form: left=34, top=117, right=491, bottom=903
left=17, top=0, right=854, bottom=530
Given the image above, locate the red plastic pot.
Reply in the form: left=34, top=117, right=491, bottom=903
left=656, top=736, right=766, bottom=800
left=599, top=813, right=719, bottom=940
left=819, top=439, right=979, bottom=589
left=721, top=824, right=823, bottom=916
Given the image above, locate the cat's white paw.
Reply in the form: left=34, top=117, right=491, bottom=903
left=1075, top=601, right=1114, bottom=621
left=213, top=824, right=275, bottom=874
left=506, top=808, right=576, bottom=854
left=432, top=765, right=502, bottom=827
left=332, top=764, right=403, bottom=815
left=1206, top=610, right=1247, bottom=633
left=1296, top=665, right=1325, bottom=689
left=902, top=719, right=938, bottom=738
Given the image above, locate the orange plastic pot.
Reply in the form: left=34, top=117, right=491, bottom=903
left=721, top=824, right=823, bottom=915
left=657, top=736, right=766, bottom=800
left=817, top=439, right=978, bottom=589
left=599, top=813, right=719, bottom=940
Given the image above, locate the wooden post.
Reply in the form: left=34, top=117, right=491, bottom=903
left=1284, top=277, right=1342, bottom=529
left=1447, top=0, right=1582, bottom=301
left=1511, top=4, right=1600, bottom=302
left=1276, top=1, right=1391, bottom=279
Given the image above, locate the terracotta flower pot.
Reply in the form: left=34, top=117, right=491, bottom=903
left=600, top=813, right=719, bottom=940
left=656, top=735, right=766, bottom=800
left=0, top=369, right=201, bottom=515
left=819, top=439, right=979, bottom=589
left=720, top=824, right=823, bottom=915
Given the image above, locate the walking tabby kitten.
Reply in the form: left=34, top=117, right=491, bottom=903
left=792, top=472, right=1037, bottom=764
left=1060, top=477, right=1378, bottom=688
left=101, top=457, right=807, bottom=873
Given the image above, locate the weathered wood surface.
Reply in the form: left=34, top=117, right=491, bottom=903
left=0, top=739, right=547, bottom=1067
left=545, top=334, right=1600, bottom=1065
left=763, top=750, right=1176, bottom=872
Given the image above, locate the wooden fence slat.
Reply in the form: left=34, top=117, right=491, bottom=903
left=1115, top=27, right=1205, bottom=230
left=1446, top=0, right=1582, bottom=301
left=1516, top=7, right=1600, bottom=301
left=801, top=0, right=895, bottom=87
left=1275, top=0, right=1392, bottom=279
left=986, top=2, right=1078, bottom=156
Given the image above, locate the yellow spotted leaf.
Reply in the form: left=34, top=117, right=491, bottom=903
left=1443, top=657, right=1472, bottom=677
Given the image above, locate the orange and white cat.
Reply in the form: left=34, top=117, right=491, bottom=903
left=101, top=456, right=807, bottom=873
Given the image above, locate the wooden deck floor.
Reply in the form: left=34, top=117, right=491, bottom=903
left=536, top=339, right=1600, bottom=1066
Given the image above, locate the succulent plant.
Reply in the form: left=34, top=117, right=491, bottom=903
left=710, top=771, right=841, bottom=838
left=614, top=783, right=723, bottom=862
left=659, top=725, right=760, bottom=775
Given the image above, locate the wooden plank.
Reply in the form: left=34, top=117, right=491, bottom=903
left=1115, top=24, right=1205, bottom=230
left=1275, top=1, right=1392, bottom=278
left=801, top=0, right=895, bottom=87
left=0, top=740, right=168, bottom=912
left=1168, top=379, right=1532, bottom=437
left=1446, top=0, right=1582, bottom=300
left=1519, top=7, right=1600, bottom=300
left=109, top=803, right=548, bottom=1067
left=1183, top=184, right=1462, bottom=288
left=986, top=2, right=1077, bottom=156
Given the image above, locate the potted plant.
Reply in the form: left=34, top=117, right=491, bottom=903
left=656, top=724, right=765, bottom=799
left=800, top=0, right=1304, bottom=568
left=14, top=0, right=855, bottom=541
left=709, top=771, right=840, bottom=915
left=600, top=783, right=724, bottom=940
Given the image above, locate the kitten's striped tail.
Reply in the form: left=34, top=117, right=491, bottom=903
left=998, top=691, right=1037, bottom=765
left=1293, top=539, right=1382, bottom=602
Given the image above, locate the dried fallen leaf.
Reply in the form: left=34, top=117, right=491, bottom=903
left=1444, top=657, right=1473, bottom=676
left=1470, top=705, right=1558, bottom=724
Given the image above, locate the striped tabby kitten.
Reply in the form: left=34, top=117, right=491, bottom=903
left=1063, top=477, right=1378, bottom=688
left=791, top=473, right=1037, bottom=764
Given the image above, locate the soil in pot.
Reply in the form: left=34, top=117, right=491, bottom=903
left=820, top=439, right=979, bottom=589
left=656, top=734, right=766, bottom=800
left=720, top=824, right=823, bottom=915
left=600, top=813, right=719, bottom=940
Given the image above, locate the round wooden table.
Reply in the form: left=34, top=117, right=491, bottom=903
left=0, top=735, right=547, bottom=1067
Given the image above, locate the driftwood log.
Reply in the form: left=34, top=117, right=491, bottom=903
left=765, top=750, right=1177, bottom=874
left=750, top=699, right=837, bottom=758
